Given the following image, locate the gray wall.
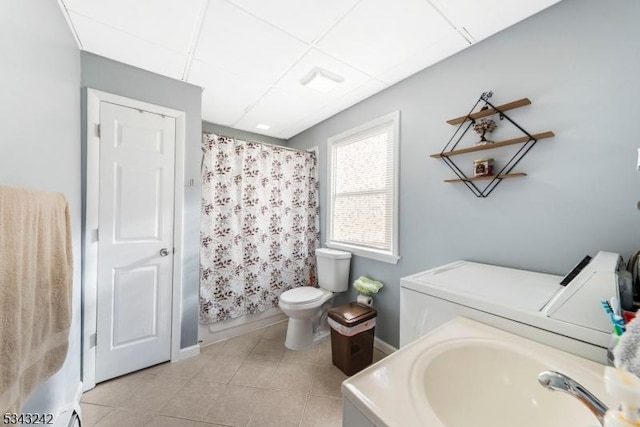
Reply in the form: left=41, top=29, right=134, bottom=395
left=81, top=52, right=202, bottom=348
left=203, top=121, right=287, bottom=146
left=288, top=0, right=640, bottom=348
left=0, top=0, right=82, bottom=413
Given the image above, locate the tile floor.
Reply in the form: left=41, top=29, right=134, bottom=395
left=81, top=320, right=387, bottom=427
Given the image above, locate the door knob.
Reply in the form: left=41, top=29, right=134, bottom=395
left=160, top=248, right=170, bottom=257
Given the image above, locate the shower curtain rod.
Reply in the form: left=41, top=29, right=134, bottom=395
left=202, top=131, right=312, bottom=154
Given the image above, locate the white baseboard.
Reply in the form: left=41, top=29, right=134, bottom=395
left=177, top=344, right=200, bottom=361
left=374, top=337, right=398, bottom=355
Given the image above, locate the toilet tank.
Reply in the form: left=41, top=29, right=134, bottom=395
left=316, top=248, right=351, bottom=292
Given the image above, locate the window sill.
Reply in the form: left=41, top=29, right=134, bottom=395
left=325, top=242, right=400, bottom=265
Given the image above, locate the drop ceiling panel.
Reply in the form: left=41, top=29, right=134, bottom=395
left=71, top=13, right=186, bottom=80
left=280, top=79, right=389, bottom=139
left=201, top=95, right=245, bottom=128
left=233, top=87, right=320, bottom=137
left=317, top=0, right=454, bottom=76
left=189, top=59, right=273, bottom=126
left=58, top=0, right=563, bottom=139
left=431, top=0, right=561, bottom=42
left=194, top=0, right=309, bottom=83
left=227, top=0, right=360, bottom=43
left=376, top=31, right=469, bottom=84
left=275, top=48, right=371, bottom=102
left=335, top=79, right=390, bottom=111
left=62, top=0, right=201, bottom=53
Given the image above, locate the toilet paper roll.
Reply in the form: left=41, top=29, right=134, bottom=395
left=357, top=294, right=373, bottom=307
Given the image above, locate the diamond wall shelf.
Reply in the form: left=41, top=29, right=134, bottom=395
left=431, top=91, right=555, bottom=198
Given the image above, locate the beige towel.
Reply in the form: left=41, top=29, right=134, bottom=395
left=0, top=185, right=73, bottom=413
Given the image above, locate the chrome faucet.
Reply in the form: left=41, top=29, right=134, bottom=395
left=538, top=371, right=608, bottom=426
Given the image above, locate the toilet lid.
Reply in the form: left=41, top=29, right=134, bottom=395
left=280, top=287, right=325, bottom=304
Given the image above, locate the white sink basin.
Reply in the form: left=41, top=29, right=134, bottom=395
left=342, top=317, right=613, bottom=427
left=417, top=341, right=599, bottom=427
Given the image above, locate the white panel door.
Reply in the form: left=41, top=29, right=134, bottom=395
left=96, top=101, right=175, bottom=382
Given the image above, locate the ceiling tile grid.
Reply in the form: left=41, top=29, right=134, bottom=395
left=317, top=0, right=457, bottom=76
left=60, top=0, right=561, bottom=139
left=226, top=0, right=362, bottom=44
left=189, top=59, right=275, bottom=126
left=429, top=0, right=562, bottom=43
left=279, top=79, right=390, bottom=138
left=233, top=87, right=321, bottom=138
left=63, top=0, right=202, bottom=54
left=193, top=0, right=310, bottom=83
left=69, top=12, right=188, bottom=80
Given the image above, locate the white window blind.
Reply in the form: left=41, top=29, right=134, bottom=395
left=327, top=111, right=399, bottom=263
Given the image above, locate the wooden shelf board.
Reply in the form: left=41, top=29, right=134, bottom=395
left=444, top=172, right=527, bottom=183
left=430, top=131, right=554, bottom=158
left=446, top=98, right=531, bottom=125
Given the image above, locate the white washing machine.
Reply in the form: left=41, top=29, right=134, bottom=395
left=400, top=251, right=623, bottom=364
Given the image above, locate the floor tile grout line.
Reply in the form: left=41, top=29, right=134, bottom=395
left=87, top=401, right=188, bottom=421
left=309, top=391, right=344, bottom=399
left=152, top=373, right=221, bottom=424
left=86, top=406, right=154, bottom=426
left=152, top=373, right=194, bottom=416
left=298, top=392, right=312, bottom=427
left=242, top=386, right=268, bottom=427
left=152, top=410, right=208, bottom=424
left=143, top=412, right=231, bottom=426
left=80, top=402, right=112, bottom=427
left=81, top=402, right=115, bottom=409
left=84, top=322, right=352, bottom=427
left=224, top=354, right=246, bottom=385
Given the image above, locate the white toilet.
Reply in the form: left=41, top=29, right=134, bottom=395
left=279, top=248, right=351, bottom=350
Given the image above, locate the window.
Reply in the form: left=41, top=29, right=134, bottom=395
left=327, top=111, right=400, bottom=264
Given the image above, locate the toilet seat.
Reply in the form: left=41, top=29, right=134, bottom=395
left=280, top=287, right=328, bottom=305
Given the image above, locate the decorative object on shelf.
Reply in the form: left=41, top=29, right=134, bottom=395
left=430, top=91, right=555, bottom=198
left=353, top=276, right=384, bottom=307
left=473, top=118, right=497, bottom=145
left=474, top=158, right=494, bottom=177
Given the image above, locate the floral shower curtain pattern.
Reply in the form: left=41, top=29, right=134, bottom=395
left=200, top=133, right=320, bottom=323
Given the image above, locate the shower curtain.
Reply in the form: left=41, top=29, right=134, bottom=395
left=200, top=133, right=319, bottom=323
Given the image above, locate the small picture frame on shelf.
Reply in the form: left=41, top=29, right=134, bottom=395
left=474, top=158, right=494, bottom=177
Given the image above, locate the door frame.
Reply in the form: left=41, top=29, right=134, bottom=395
left=83, top=88, right=186, bottom=391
